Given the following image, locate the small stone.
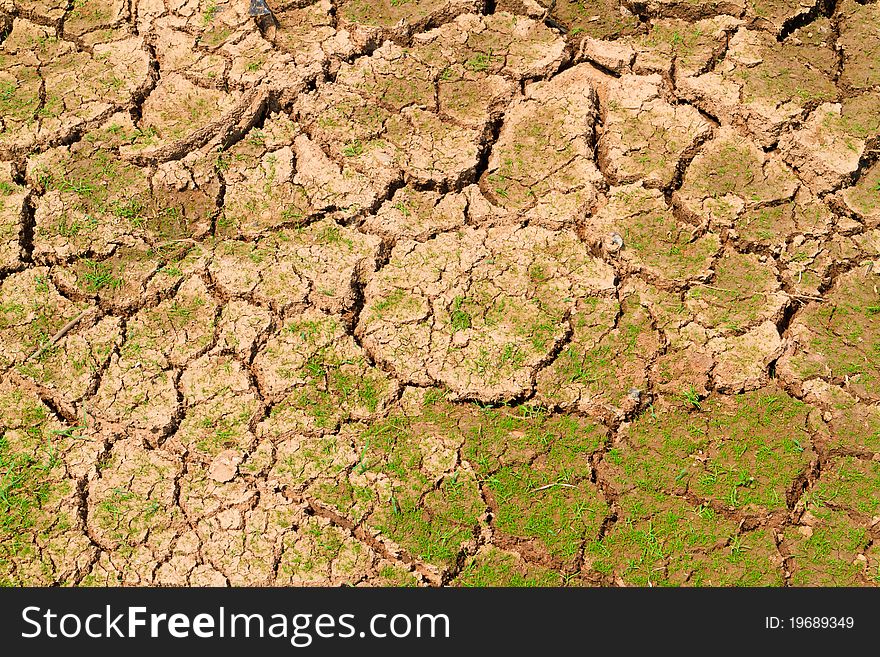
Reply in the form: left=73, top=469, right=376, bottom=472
left=579, top=37, right=634, bottom=74
left=208, top=450, right=243, bottom=483
left=822, top=411, right=833, bottom=422
left=249, top=0, right=273, bottom=17
left=604, top=232, right=624, bottom=253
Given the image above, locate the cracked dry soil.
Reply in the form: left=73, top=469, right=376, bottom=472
left=1, top=0, right=879, bottom=587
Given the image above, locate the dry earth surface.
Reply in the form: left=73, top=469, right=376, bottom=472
left=1, top=0, right=879, bottom=587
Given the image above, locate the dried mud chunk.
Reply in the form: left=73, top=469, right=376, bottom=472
left=212, top=220, right=380, bottom=315
left=362, top=187, right=467, bottom=242
left=124, top=276, right=218, bottom=367
left=480, top=64, right=602, bottom=229
left=63, top=0, right=126, bottom=37
left=0, top=22, right=149, bottom=153
left=823, top=397, right=880, bottom=455
left=838, top=0, right=880, bottom=92
left=811, top=457, right=880, bottom=519
left=277, top=514, right=387, bottom=586
left=785, top=507, right=870, bottom=586
left=269, top=430, right=359, bottom=500
left=609, top=387, right=813, bottom=513
left=675, top=127, right=799, bottom=228
left=629, top=17, right=740, bottom=78
left=550, top=0, right=641, bottom=40
left=0, top=383, right=95, bottom=585
left=87, top=439, right=183, bottom=580
left=598, top=74, right=712, bottom=189
left=685, top=250, right=787, bottom=333
left=535, top=286, right=661, bottom=419
left=678, top=27, right=836, bottom=147
left=219, top=146, right=313, bottom=238
left=15, top=315, right=121, bottom=415
left=385, top=107, right=482, bottom=188
left=0, top=267, right=89, bottom=368
left=273, top=1, right=353, bottom=71
left=13, top=0, right=69, bottom=21
left=125, top=73, right=244, bottom=159
left=453, top=546, right=564, bottom=586
left=837, top=160, right=880, bottom=228
left=780, top=94, right=880, bottom=195
left=178, top=462, right=257, bottom=523
left=777, top=269, right=880, bottom=402
left=462, top=404, right=608, bottom=567
left=0, top=174, right=25, bottom=272
left=175, top=354, right=260, bottom=458
left=209, top=239, right=309, bottom=312
left=198, top=489, right=299, bottom=586
left=215, top=300, right=272, bottom=358
left=734, top=187, right=831, bottom=249
left=346, top=411, right=484, bottom=573
left=576, top=37, right=635, bottom=74
left=255, top=312, right=395, bottom=435
left=358, top=225, right=615, bottom=402
left=337, top=0, right=484, bottom=46
left=590, top=185, right=721, bottom=282
left=292, top=134, right=383, bottom=217
left=207, top=450, right=242, bottom=483
left=586, top=491, right=781, bottom=586
left=709, top=320, right=782, bottom=392
left=623, top=0, right=746, bottom=21
left=28, top=118, right=211, bottom=263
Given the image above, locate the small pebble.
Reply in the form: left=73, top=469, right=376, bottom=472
left=605, top=232, right=624, bottom=253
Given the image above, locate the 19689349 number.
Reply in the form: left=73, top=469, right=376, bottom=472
left=791, top=617, right=854, bottom=629
left=766, top=617, right=855, bottom=629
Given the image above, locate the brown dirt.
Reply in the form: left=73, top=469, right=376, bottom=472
left=1, top=0, right=879, bottom=588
